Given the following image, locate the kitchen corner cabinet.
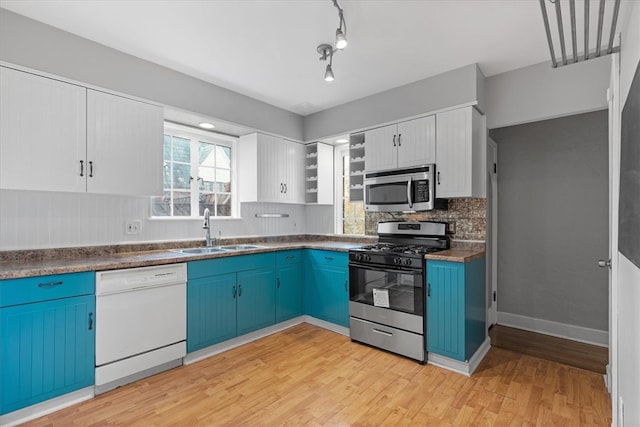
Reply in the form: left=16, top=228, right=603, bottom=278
left=0, top=65, right=163, bottom=196
left=435, top=106, right=486, bottom=198
left=275, top=250, right=304, bottom=323
left=426, top=257, right=485, bottom=362
left=238, top=133, right=305, bottom=204
left=186, top=253, right=276, bottom=352
left=304, top=143, right=334, bottom=205
left=364, top=115, right=436, bottom=173
left=0, top=272, right=95, bottom=415
left=303, top=250, right=349, bottom=327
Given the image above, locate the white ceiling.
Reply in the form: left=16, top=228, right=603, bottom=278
left=0, top=0, right=628, bottom=116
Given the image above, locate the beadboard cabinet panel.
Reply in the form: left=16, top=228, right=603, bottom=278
left=364, top=124, right=398, bottom=172
left=0, top=66, right=87, bottom=192
left=86, top=90, right=163, bottom=196
left=396, top=115, right=436, bottom=168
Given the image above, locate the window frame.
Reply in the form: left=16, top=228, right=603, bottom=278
left=151, top=122, right=239, bottom=219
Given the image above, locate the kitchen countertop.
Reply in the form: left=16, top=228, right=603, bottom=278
left=425, top=248, right=485, bottom=263
left=0, top=240, right=367, bottom=280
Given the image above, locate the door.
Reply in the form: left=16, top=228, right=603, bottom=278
left=365, top=124, right=397, bottom=172
left=276, top=263, right=303, bottom=323
left=0, top=66, right=87, bottom=193
left=397, top=115, right=436, bottom=168
left=486, top=138, right=498, bottom=327
left=86, top=90, right=163, bottom=196
left=236, top=268, right=276, bottom=335
left=1, top=296, right=95, bottom=414
left=187, top=273, right=237, bottom=352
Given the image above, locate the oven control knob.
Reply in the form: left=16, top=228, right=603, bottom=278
left=365, top=255, right=372, bottom=262
left=404, top=258, right=413, bottom=266
left=355, top=254, right=361, bottom=261
left=394, top=257, right=400, bottom=265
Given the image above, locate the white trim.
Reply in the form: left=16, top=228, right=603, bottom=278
left=427, top=337, right=491, bottom=376
left=497, top=311, right=608, bottom=347
left=303, top=315, right=350, bottom=336
left=0, top=387, right=94, bottom=427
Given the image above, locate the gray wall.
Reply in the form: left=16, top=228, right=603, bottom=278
left=486, top=56, right=610, bottom=130
left=303, top=64, right=484, bottom=141
left=490, top=110, right=609, bottom=331
left=0, top=8, right=304, bottom=141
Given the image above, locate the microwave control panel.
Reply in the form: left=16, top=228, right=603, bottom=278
left=414, top=180, right=430, bottom=202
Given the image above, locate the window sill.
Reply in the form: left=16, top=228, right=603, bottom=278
left=148, top=216, right=242, bottom=221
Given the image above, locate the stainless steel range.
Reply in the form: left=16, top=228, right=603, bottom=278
left=348, top=221, right=449, bottom=362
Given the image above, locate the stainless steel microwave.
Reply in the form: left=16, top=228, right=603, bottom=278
left=363, top=165, right=437, bottom=212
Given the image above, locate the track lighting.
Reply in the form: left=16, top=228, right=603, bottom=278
left=316, top=0, right=347, bottom=81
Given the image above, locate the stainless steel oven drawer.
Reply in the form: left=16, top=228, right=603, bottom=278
left=349, top=317, right=424, bottom=362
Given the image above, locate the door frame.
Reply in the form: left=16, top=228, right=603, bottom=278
left=486, top=137, right=498, bottom=327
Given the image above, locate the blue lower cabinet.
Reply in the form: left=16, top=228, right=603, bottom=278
left=275, top=260, right=303, bottom=323
left=426, top=258, right=486, bottom=362
left=187, top=254, right=276, bottom=353
left=1, top=295, right=95, bottom=415
left=303, top=250, right=349, bottom=327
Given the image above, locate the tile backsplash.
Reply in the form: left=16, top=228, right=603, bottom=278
left=365, top=198, right=486, bottom=241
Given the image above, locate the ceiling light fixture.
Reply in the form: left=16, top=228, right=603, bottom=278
left=316, top=0, right=347, bottom=82
left=198, top=122, right=215, bottom=129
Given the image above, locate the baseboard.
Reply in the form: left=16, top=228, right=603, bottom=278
left=303, top=315, right=350, bottom=336
left=497, top=311, right=608, bottom=347
left=427, top=337, right=491, bottom=377
left=0, top=387, right=94, bottom=427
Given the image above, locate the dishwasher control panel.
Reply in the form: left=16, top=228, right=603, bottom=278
left=96, top=263, right=187, bottom=295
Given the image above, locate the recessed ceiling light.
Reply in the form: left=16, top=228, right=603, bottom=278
left=198, top=122, right=215, bottom=129
left=336, top=138, right=348, bottom=143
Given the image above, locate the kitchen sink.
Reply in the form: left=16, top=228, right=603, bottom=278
left=173, top=247, right=230, bottom=255
left=217, top=245, right=265, bottom=250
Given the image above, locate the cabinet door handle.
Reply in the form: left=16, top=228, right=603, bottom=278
left=280, top=183, right=284, bottom=193
left=324, top=256, right=334, bottom=261
left=285, top=255, right=295, bottom=260
left=427, top=283, right=431, bottom=297
left=79, top=160, right=84, bottom=177
left=392, top=134, right=396, bottom=147
left=238, top=284, right=242, bottom=297
left=277, top=278, right=281, bottom=289
left=398, top=133, right=402, bottom=146
left=233, top=285, right=237, bottom=298
left=344, top=279, right=348, bottom=292
left=37, top=281, right=63, bottom=288
left=284, top=183, right=287, bottom=193
left=437, top=171, right=440, bottom=185
left=88, top=312, right=94, bottom=330
left=89, top=161, right=94, bottom=178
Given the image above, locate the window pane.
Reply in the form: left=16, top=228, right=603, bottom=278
left=172, top=137, right=190, bottom=162
left=172, top=163, right=191, bottom=189
left=163, top=135, right=171, bottom=160
left=198, top=142, right=216, bottom=167
left=216, top=146, right=231, bottom=169
left=216, top=169, right=231, bottom=192
left=151, top=191, right=171, bottom=216
left=216, top=193, right=232, bottom=216
left=198, top=166, right=216, bottom=192
left=173, top=192, right=191, bottom=216
left=163, top=162, right=171, bottom=188
left=199, top=193, right=215, bottom=216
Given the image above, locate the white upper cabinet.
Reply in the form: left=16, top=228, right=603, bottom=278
left=364, top=115, right=435, bottom=172
left=238, top=133, right=305, bottom=204
left=86, top=90, right=163, bottom=196
left=435, top=106, right=486, bottom=198
left=0, top=66, right=87, bottom=192
left=0, top=66, right=164, bottom=196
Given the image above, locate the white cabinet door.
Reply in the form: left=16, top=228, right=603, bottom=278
left=364, top=124, right=397, bottom=172
left=397, top=115, right=436, bottom=168
left=87, top=90, right=163, bottom=196
left=256, top=133, right=284, bottom=202
left=283, top=140, right=305, bottom=203
left=0, top=66, right=87, bottom=192
left=435, top=106, right=486, bottom=198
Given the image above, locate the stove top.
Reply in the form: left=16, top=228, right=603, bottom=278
left=357, top=243, right=444, bottom=256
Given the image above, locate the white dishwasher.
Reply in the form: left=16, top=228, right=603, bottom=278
left=95, top=263, right=187, bottom=394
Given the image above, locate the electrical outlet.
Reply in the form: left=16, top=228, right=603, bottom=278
left=125, top=220, right=142, bottom=235
left=446, top=221, right=456, bottom=234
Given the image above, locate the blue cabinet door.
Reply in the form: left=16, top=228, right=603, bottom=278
left=187, top=273, right=237, bottom=352
left=275, top=263, right=303, bottom=323
left=236, top=268, right=276, bottom=336
left=305, top=263, right=349, bottom=327
left=426, top=260, right=465, bottom=361
left=0, top=295, right=95, bottom=415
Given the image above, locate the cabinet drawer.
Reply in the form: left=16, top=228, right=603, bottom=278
left=0, top=272, right=95, bottom=307
left=188, top=253, right=275, bottom=280
left=275, top=250, right=303, bottom=265
left=305, top=249, right=348, bottom=267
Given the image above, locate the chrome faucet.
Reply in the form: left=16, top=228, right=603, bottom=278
left=203, top=208, right=212, bottom=247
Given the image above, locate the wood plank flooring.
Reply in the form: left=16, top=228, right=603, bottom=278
left=489, top=325, right=609, bottom=374
left=24, top=323, right=611, bottom=426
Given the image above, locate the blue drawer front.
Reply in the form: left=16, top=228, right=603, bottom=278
left=275, top=250, right=303, bottom=265
left=0, top=272, right=95, bottom=308
left=187, top=253, right=275, bottom=280
left=304, top=249, right=348, bottom=267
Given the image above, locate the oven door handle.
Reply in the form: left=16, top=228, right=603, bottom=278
left=407, top=176, right=413, bottom=209
left=349, top=262, right=422, bottom=275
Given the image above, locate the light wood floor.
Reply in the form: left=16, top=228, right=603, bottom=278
left=25, top=323, right=611, bottom=426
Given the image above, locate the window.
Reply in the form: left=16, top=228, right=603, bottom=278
left=152, top=124, right=236, bottom=218
left=335, top=144, right=365, bottom=234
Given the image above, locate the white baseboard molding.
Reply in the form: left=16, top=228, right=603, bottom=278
left=427, top=337, right=491, bottom=377
left=303, top=315, right=350, bottom=336
left=0, top=387, right=94, bottom=427
left=497, top=311, right=608, bottom=347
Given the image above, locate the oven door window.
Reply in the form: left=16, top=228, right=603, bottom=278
left=366, top=182, right=409, bottom=205
left=349, top=266, right=423, bottom=316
